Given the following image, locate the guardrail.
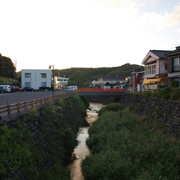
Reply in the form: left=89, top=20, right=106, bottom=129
left=76, top=88, right=125, bottom=92
left=0, top=92, right=74, bottom=120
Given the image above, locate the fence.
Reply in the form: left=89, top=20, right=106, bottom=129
left=76, top=88, right=125, bottom=92
left=0, top=92, right=74, bottom=120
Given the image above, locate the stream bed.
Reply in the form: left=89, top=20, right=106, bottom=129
left=68, top=103, right=104, bottom=180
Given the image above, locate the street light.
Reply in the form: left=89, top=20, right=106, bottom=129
left=49, top=65, right=54, bottom=95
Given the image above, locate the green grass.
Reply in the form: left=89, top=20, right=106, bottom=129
left=0, top=94, right=88, bottom=179
left=82, top=103, right=180, bottom=180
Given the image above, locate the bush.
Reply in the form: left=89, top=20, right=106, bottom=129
left=98, top=103, right=125, bottom=116
left=143, top=87, right=180, bottom=101
left=82, top=106, right=180, bottom=179
left=0, top=94, right=88, bottom=179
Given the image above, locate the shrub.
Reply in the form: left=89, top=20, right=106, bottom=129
left=98, top=103, right=124, bottom=116
left=82, top=106, right=180, bottom=179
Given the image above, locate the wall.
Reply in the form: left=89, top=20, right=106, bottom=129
left=21, top=69, right=52, bottom=89
left=83, top=92, right=180, bottom=139
left=119, top=93, right=180, bottom=139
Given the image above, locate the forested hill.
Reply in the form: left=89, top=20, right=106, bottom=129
left=57, top=63, right=144, bottom=80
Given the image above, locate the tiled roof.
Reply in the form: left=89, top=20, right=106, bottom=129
left=150, top=50, right=172, bottom=58
left=101, top=77, right=125, bottom=81
left=165, top=46, right=180, bottom=56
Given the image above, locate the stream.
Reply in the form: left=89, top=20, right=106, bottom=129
left=68, top=103, right=104, bottom=180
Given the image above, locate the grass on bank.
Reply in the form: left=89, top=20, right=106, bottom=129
left=142, top=87, right=180, bottom=101
left=0, top=94, right=89, bottom=180
left=82, top=103, right=180, bottom=180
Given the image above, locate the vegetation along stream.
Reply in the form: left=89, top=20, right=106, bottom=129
left=68, top=103, right=104, bottom=180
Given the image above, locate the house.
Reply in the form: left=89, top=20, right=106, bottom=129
left=142, top=49, right=172, bottom=91
left=92, top=77, right=126, bottom=88
left=131, top=71, right=144, bottom=92
left=54, top=76, right=69, bottom=89
left=21, top=69, right=52, bottom=90
left=124, top=76, right=132, bottom=92
left=166, top=46, right=180, bottom=88
left=98, top=77, right=126, bottom=86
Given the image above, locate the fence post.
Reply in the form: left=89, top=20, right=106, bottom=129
left=36, top=100, right=38, bottom=107
left=41, top=98, right=43, bottom=106
left=8, top=105, right=11, bottom=116
left=31, top=101, right=33, bottom=109
left=25, top=102, right=27, bottom=111
left=17, top=103, right=20, bottom=114
left=44, top=97, right=46, bottom=104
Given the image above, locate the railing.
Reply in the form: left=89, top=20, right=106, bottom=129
left=76, top=88, right=125, bottom=92
left=0, top=92, right=74, bottom=120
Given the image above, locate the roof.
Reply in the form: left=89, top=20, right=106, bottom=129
left=165, top=46, right=180, bottom=57
left=150, top=50, right=172, bottom=58
left=101, top=77, right=125, bottom=81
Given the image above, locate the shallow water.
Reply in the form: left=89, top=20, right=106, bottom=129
left=68, top=103, right=104, bottom=180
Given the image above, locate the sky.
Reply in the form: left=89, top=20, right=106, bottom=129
left=0, top=0, right=180, bottom=72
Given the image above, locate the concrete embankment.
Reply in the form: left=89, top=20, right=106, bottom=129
left=81, top=92, right=180, bottom=140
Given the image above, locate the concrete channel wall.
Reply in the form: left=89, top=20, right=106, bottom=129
left=80, top=92, right=180, bottom=140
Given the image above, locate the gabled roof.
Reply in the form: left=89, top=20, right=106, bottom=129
left=142, top=50, right=172, bottom=65
left=151, top=50, right=172, bottom=58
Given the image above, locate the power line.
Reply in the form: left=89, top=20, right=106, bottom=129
left=170, top=41, right=180, bottom=49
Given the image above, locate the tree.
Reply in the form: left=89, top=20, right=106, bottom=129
left=67, top=70, right=88, bottom=88
left=0, top=54, right=16, bottom=78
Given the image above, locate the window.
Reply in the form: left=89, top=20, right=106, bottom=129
left=25, top=73, right=31, bottom=78
left=145, top=64, right=156, bottom=75
left=25, top=82, right=30, bottom=87
left=173, top=57, right=180, bottom=71
left=41, top=73, right=47, bottom=78
left=148, top=66, right=151, bottom=74
left=152, top=64, right=156, bottom=74
left=41, top=82, right=46, bottom=87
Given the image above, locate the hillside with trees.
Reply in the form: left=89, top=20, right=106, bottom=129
left=56, top=63, right=144, bottom=80
left=0, top=54, right=16, bottom=78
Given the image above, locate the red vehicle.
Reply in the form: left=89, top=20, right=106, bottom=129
left=15, top=86, right=22, bottom=92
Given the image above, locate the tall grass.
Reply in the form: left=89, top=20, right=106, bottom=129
left=82, top=103, right=180, bottom=180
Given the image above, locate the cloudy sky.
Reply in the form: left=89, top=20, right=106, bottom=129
left=0, top=0, right=180, bottom=71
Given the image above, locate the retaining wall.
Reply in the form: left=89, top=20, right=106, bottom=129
left=118, top=93, right=180, bottom=139
left=82, top=92, right=180, bottom=139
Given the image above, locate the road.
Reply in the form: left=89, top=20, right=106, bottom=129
left=0, top=91, right=65, bottom=106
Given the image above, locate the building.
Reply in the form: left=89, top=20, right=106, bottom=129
left=54, top=76, right=69, bottom=89
left=142, top=49, right=172, bottom=91
left=131, top=71, right=144, bottom=92
left=99, top=77, right=125, bottom=86
left=166, top=46, right=180, bottom=88
left=21, top=69, right=52, bottom=90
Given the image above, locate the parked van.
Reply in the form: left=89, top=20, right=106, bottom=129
left=0, top=85, right=11, bottom=92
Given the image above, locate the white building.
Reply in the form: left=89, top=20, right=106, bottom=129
left=54, top=76, right=69, bottom=89
left=21, top=69, right=52, bottom=90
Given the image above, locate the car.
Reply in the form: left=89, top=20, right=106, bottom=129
left=0, top=85, right=11, bottom=92
left=0, top=87, right=7, bottom=93
left=15, top=86, right=22, bottom=92
left=22, top=87, right=34, bottom=91
left=11, top=86, right=16, bottom=92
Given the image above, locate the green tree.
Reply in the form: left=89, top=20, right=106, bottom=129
left=0, top=54, right=16, bottom=78
left=67, top=70, right=88, bottom=88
